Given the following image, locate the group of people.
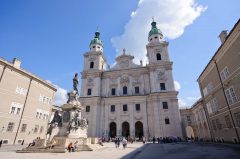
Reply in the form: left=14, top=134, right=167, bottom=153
left=148, top=136, right=182, bottom=144
left=114, top=137, right=128, bottom=149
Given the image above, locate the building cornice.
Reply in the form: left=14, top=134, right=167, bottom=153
left=197, top=19, right=240, bottom=82
left=0, top=58, right=57, bottom=91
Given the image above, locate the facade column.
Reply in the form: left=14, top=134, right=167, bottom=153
left=104, top=103, right=109, bottom=138
left=116, top=103, right=121, bottom=137
left=130, top=102, right=134, bottom=138
left=153, top=98, right=161, bottom=137
left=143, top=101, right=149, bottom=139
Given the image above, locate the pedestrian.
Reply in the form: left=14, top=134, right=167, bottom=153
left=27, top=139, right=36, bottom=147
left=114, top=138, right=118, bottom=148
left=152, top=136, right=156, bottom=144
left=142, top=137, right=146, bottom=144
left=117, top=138, right=120, bottom=148
left=67, top=142, right=73, bottom=152
left=157, top=137, right=160, bottom=143
left=73, top=141, right=78, bottom=152
left=122, top=138, right=127, bottom=149
left=0, top=139, right=2, bottom=148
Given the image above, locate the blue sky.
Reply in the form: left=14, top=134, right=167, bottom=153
left=0, top=0, right=239, bottom=107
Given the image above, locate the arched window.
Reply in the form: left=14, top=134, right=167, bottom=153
left=90, top=62, right=94, bottom=69
left=156, top=53, right=161, bottom=60
left=123, top=86, right=127, bottom=95
left=165, top=117, right=170, bottom=124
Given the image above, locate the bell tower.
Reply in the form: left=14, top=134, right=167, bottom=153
left=82, top=31, right=106, bottom=72
left=146, top=20, right=170, bottom=65
left=81, top=30, right=106, bottom=97
left=146, top=20, right=175, bottom=92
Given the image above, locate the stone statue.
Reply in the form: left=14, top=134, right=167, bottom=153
left=47, top=111, right=62, bottom=135
left=73, top=110, right=81, bottom=127
left=50, top=111, right=62, bottom=127
left=73, top=73, right=79, bottom=95
left=80, top=118, right=88, bottom=129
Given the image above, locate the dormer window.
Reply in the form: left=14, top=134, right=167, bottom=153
left=154, top=36, right=158, bottom=39
left=156, top=53, right=161, bottom=60
left=93, top=46, right=96, bottom=48
left=150, top=38, right=152, bottom=41
left=90, top=62, right=94, bottom=69
left=98, top=46, right=100, bottom=48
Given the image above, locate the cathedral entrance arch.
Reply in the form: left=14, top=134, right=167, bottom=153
left=109, top=122, right=117, bottom=138
left=122, top=122, right=130, bottom=138
left=135, top=121, right=143, bottom=140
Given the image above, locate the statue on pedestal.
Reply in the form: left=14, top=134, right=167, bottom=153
left=73, top=73, right=79, bottom=95
left=44, top=73, right=91, bottom=152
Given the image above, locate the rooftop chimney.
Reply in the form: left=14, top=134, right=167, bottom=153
left=219, top=30, right=228, bottom=44
left=12, top=58, right=21, bottom=68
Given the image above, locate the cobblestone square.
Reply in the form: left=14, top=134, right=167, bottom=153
left=1, top=142, right=240, bottom=159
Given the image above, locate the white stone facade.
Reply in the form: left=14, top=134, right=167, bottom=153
left=79, top=21, right=182, bottom=139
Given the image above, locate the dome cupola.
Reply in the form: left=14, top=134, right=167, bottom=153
left=89, top=31, right=103, bottom=52
left=148, top=20, right=163, bottom=42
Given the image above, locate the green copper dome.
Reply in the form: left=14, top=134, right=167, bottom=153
left=89, top=31, right=103, bottom=47
left=148, top=21, right=162, bottom=37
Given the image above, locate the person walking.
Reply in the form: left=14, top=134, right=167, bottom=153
left=122, top=137, right=127, bottom=149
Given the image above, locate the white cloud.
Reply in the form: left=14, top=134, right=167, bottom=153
left=111, top=0, right=207, bottom=64
left=174, top=80, right=181, bottom=91
left=178, top=96, right=201, bottom=108
left=47, top=80, right=68, bottom=106
left=54, top=85, right=68, bottom=106
left=178, top=98, right=188, bottom=108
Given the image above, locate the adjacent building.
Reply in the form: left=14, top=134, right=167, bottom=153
left=0, top=58, right=57, bottom=144
left=197, top=19, right=240, bottom=143
left=79, top=20, right=182, bottom=139
left=180, top=99, right=211, bottom=140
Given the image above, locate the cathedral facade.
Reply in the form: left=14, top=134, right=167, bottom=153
left=79, top=21, right=182, bottom=139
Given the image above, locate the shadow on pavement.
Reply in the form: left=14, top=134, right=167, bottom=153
left=120, top=144, right=149, bottom=159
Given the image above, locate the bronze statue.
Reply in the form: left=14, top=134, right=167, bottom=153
left=73, top=73, right=79, bottom=95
